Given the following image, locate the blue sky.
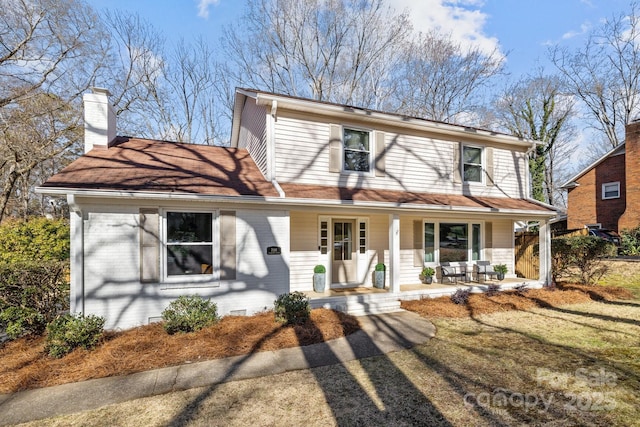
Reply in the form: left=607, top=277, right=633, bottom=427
left=88, top=0, right=635, bottom=79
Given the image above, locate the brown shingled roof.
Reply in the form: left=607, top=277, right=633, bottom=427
left=41, top=136, right=554, bottom=214
left=40, top=137, right=279, bottom=197
left=278, top=183, right=554, bottom=212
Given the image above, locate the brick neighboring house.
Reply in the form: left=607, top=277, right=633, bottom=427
left=562, top=121, right=640, bottom=232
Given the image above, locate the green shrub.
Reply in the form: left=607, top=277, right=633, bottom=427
left=421, top=266, right=435, bottom=277
left=494, top=264, right=508, bottom=274
left=375, top=263, right=385, bottom=271
left=0, top=306, right=45, bottom=339
left=45, top=313, right=105, bottom=358
left=161, top=295, right=219, bottom=334
left=274, top=291, right=311, bottom=325
left=0, top=261, right=69, bottom=339
left=313, top=265, right=326, bottom=274
left=0, top=218, right=70, bottom=263
left=551, top=235, right=617, bottom=284
left=620, top=226, right=640, bottom=256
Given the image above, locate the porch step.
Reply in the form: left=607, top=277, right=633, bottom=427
left=310, top=293, right=402, bottom=316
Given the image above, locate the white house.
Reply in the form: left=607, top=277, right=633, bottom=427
left=38, top=88, right=556, bottom=329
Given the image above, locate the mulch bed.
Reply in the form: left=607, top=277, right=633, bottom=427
left=401, top=283, right=634, bottom=319
left=1, top=283, right=634, bottom=394
left=0, top=308, right=360, bottom=394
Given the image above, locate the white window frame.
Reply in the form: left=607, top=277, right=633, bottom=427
left=422, top=220, right=484, bottom=265
left=602, top=182, right=620, bottom=200
left=342, top=126, right=373, bottom=174
left=160, top=208, right=219, bottom=284
left=462, top=145, right=484, bottom=184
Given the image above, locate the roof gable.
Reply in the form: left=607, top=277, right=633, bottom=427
left=561, top=143, right=625, bottom=188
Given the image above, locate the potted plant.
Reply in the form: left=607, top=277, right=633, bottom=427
left=373, top=263, right=385, bottom=289
left=494, top=264, right=507, bottom=281
left=313, top=265, right=326, bottom=292
left=420, top=266, right=435, bottom=284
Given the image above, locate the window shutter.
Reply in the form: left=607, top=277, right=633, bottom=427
left=375, top=131, right=385, bottom=177
left=485, top=147, right=494, bottom=187
left=140, top=208, right=159, bottom=283
left=413, top=220, right=423, bottom=267
left=329, top=124, right=342, bottom=173
left=220, top=211, right=236, bottom=280
left=453, top=142, right=462, bottom=184
left=484, top=222, right=493, bottom=261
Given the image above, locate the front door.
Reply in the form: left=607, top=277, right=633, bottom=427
left=332, top=220, right=357, bottom=284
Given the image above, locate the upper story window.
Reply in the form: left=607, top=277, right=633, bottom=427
left=343, top=128, right=371, bottom=172
left=463, top=146, right=483, bottom=183
left=602, top=182, right=620, bottom=200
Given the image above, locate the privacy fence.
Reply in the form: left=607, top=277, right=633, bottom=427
left=514, top=228, right=589, bottom=279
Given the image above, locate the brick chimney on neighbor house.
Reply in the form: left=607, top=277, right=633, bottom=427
left=83, top=87, right=116, bottom=153
left=619, top=120, right=640, bottom=231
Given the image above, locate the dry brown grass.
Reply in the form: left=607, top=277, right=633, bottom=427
left=0, top=308, right=359, bottom=394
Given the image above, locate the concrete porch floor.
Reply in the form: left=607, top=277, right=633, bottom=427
left=305, top=277, right=541, bottom=298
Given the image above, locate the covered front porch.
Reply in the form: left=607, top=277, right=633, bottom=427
left=306, top=277, right=543, bottom=316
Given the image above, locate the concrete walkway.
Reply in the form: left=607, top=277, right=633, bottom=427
left=0, top=310, right=435, bottom=426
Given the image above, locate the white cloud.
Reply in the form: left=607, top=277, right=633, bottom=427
left=562, top=22, right=592, bottom=40
left=197, top=0, right=220, bottom=19
left=388, top=0, right=501, bottom=55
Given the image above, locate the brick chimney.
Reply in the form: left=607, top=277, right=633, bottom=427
left=83, top=88, right=116, bottom=153
left=618, top=120, right=640, bottom=231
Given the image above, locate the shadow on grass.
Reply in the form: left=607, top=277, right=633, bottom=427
left=293, top=314, right=454, bottom=426
left=527, top=297, right=640, bottom=327
left=167, top=323, right=287, bottom=427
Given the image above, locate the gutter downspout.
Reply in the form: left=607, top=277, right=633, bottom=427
left=272, top=179, right=285, bottom=198
left=67, top=194, right=84, bottom=314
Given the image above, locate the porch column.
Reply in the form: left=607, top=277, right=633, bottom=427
left=538, top=219, right=552, bottom=286
left=389, top=214, right=401, bottom=293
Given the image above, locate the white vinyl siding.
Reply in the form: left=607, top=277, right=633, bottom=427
left=273, top=114, right=528, bottom=198
left=487, top=219, right=514, bottom=274
left=289, top=211, right=388, bottom=291
left=77, top=201, right=290, bottom=330
left=238, top=99, right=268, bottom=177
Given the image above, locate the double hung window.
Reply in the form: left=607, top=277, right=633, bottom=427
left=463, top=146, right=483, bottom=183
left=166, top=212, right=214, bottom=276
left=343, top=128, right=371, bottom=172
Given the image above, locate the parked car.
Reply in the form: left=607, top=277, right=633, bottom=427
left=589, top=228, right=621, bottom=246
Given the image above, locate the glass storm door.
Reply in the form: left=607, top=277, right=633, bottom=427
left=332, top=220, right=357, bottom=284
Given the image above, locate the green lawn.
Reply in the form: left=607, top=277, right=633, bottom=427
left=22, top=297, right=640, bottom=427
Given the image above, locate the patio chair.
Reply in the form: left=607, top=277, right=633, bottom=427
left=440, top=262, right=466, bottom=283
left=475, top=260, right=498, bottom=283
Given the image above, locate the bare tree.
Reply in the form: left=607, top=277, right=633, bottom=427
left=101, top=12, right=222, bottom=144
left=98, top=10, right=166, bottom=138
left=0, top=0, right=107, bottom=221
left=0, top=93, right=82, bottom=220
left=393, top=31, right=504, bottom=124
left=550, top=3, right=640, bottom=148
left=493, top=72, right=575, bottom=205
left=221, top=0, right=411, bottom=108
